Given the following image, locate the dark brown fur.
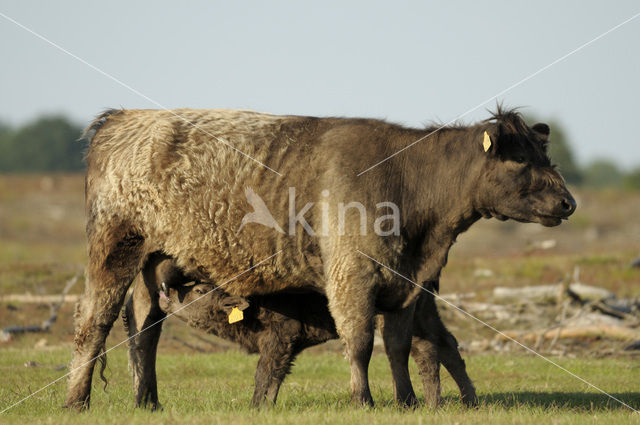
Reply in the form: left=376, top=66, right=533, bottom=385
left=123, top=257, right=476, bottom=408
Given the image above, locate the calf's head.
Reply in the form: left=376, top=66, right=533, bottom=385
left=158, top=282, right=250, bottom=324
left=473, top=110, right=576, bottom=227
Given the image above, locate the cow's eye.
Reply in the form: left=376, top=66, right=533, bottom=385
left=514, top=156, right=526, bottom=163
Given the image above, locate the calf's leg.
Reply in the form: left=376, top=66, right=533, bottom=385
left=436, top=328, right=477, bottom=407
left=378, top=305, right=418, bottom=407
left=64, top=224, right=145, bottom=410
left=251, top=334, right=297, bottom=407
left=411, top=287, right=477, bottom=408
left=122, top=255, right=170, bottom=410
left=410, top=336, right=441, bottom=408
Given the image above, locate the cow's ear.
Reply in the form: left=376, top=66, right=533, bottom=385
left=220, top=296, right=250, bottom=315
left=482, top=124, right=500, bottom=154
left=532, top=123, right=550, bottom=141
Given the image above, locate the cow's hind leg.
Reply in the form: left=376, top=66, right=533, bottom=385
left=123, top=255, right=169, bottom=410
left=64, top=223, right=145, bottom=410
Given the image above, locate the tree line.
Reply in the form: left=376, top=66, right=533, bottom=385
left=0, top=114, right=639, bottom=189
left=0, top=116, right=85, bottom=172
left=537, top=120, right=640, bottom=190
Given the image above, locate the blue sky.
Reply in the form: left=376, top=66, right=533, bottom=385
left=1, top=1, right=639, bottom=168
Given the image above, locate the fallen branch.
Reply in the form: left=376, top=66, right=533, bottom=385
left=493, top=284, right=564, bottom=303
left=169, top=335, right=207, bottom=353
left=1, top=276, right=78, bottom=336
left=0, top=294, right=80, bottom=303
left=496, top=324, right=639, bottom=343
left=493, top=283, right=615, bottom=304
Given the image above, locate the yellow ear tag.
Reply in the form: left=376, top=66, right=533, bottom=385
left=228, top=306, right=244, bottom=324
left=483, top=131, right=492, bottom=152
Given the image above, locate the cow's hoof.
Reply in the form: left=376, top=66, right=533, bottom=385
left=462, top=393, right=479, bottom=409
left=62, top=399, right=89, bottom=411
left=135, top=401, right=163, bottom=411
left=399, top=394, right=419, bottom=409
left=351, top=393, right=374, bottom=407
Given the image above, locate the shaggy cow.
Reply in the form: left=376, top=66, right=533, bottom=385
left=65, top=107, right=575, bottom=409
left=122, top=255, right=476, bottom=408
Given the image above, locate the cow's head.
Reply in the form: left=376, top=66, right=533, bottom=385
left=474, top=110, right=576, bottom=227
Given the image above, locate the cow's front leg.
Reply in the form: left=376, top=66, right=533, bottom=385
left=327, top=283, right=375, bottom=406
left=378, top=304, right=418, bottom=407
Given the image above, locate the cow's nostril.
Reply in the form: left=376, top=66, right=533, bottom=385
left=560, top=197, right=576, bottom=214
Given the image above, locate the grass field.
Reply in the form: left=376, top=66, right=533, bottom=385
left=1, top=348, right=639, bottom=424
left=1, top=174, right=640, bottom=423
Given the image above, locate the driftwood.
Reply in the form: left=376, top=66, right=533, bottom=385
left=497, top=309, right=640, bottom=346
left=567, top=283, right=614, bottom=303
left=624, top=340, right=640, bottom=351
left=442, top=264, right=640, bottom=352
left=493, top=284, right=564, bottom=303
left=493, top=283, right=615, bottom=304
left=0, top=294, right=80, bottom=304
left=0, top=294, right=80, bottom=303
left=492, top=267, right=615, bottom=304
left=497, top=325, right=639, bottom=343
left=1, top=276, right=78, bottom=336
left=590, top=301, right=637, bottom=321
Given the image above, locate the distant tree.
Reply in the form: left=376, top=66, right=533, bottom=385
left=583, top=159, right=623, bottom=188
left=0, top=116, right=85, bottom=173
left=624, top=167, right=640, bottom=190
left=0, top=121, right=14, bottom=171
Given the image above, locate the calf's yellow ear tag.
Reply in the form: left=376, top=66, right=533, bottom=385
left=228, top=306, right=244, bottom=324
left=483, top=131, right=492, bottom=152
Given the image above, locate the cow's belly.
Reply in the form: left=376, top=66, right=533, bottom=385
left=158, top=225, right=325, bottom=297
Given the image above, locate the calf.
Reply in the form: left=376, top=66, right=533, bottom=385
left=123, top=255, right=477, bottom=408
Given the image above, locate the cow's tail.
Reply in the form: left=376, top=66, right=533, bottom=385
left=80, top=108, right=123, bottom=143
left=97, top=344, right=109, bottom=391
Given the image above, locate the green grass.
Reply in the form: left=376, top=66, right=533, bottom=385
left=0, top=347, right=638, bottom=424
left=2, top=177, right=640, bottom=423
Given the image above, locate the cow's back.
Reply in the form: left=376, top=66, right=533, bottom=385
left=86, top=109, right=333, bottom=295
